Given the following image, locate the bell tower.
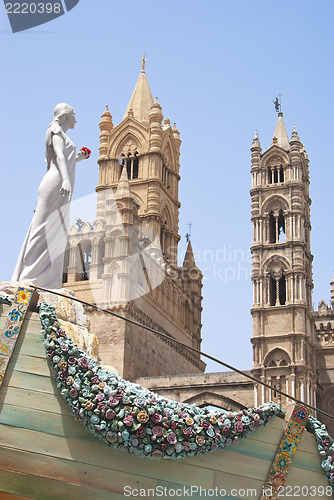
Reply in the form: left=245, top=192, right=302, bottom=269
left=250, top=112, right=316, bottom=410
left=96, top=55, right=181, bottom=266
left=63, top=57, right=205, bottom=379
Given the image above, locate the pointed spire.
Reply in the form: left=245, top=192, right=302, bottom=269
left=290, top=125, right=300, bottom=144
left=251, top=130, right=261, bottom=150
left=123, top=55, right=154, bottom=123
left=115, top=165, right=133, bottom=199
left=182, top=241, right=197, bottom=270
left=331, top=273, right=334, bottom=309
left=271, top=112, right=290, bottom=150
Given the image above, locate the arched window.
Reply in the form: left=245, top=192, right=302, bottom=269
left=62, top=244, right=70, bottom=283
left=133, top=152, right=139, bottom=179
left=279, top=272, right=286, bottom=305
left=162, top=160, right=170, bottom=188
left=269, top=210, right=285, bottom=243
left=270, top=271, right=276, bottom=306
left=268, top=167, right=273, bottom=184
left=269, top=211, right=276, bottom=243
left=264, top=348, right=290, bottom=368
left=270, top=270, right=286, bottom=305
left=279, top=166, right=284, bottom=182
left=278, top=209, right=285, bottom=243
left=126, top=153, right=132, bottom=179
left=273, top=167, right=279, bottom=183
left=122, top=152, right=139, bottom=180
left=78, top=241, right=91, bottom=281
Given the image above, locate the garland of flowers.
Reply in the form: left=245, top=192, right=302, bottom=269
left=307, top=417, right=334, bottom=491
left=39, top=301, right=284, bottom=460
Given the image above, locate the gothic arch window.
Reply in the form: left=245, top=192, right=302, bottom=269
left=133, top=152, right=139, bottom=179
left=268, top=210, right=285, bottom=243
left=267, top=162, right=285, bottom=185
left=279, top=272, right=286, bottom=304
left=269, top=211, right=276, bottom=243
left=273, top=167, right=279, bottom=183
left=264, top=348, right=291, bottom=368
left=78, top=240, right=92, bottom=281
left=269, top=270, right=286, bottom=306
left=162, top=159, right=171, bottom=189
left=119, top=151, right=140, bottom=180
left=62, top=244, right=70, bottom=283
left=278, top=209, right=285, bottom=243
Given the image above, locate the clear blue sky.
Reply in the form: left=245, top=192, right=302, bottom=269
left=1, top=0, right=333, bottom=372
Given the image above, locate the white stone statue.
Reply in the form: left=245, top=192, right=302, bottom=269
left=12, top=103, right=90, bottom=289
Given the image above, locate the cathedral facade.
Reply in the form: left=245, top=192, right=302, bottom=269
left=62, top=60, right=333, bottom=431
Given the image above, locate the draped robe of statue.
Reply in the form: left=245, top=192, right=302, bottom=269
left=12, top=124, right=76, bottom=289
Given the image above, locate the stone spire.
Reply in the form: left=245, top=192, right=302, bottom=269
left=331, top=273, right=334, bottom=309
left=290, top=125, right=301, bottom=144
left=123, top=55, right=154, bottom=123
left=251, top=131, right=261, bottom=150
left=271, top=112, right=290, bottom=150
left=182, top=241, right=197, bottom=270
left=115, top=165, right=133, bottom=199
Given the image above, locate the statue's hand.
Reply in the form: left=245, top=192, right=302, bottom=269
left=60, top=179, right=72, bottom=201
left=77, top=147, right=91, bottom=162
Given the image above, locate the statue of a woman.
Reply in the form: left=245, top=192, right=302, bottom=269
left=12, top=103, right=90, bottom=289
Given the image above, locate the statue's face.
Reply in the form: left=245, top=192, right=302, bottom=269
left=67, top=110, right=77, bottom=129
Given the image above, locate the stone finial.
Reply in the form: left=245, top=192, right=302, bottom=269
left=251, top=130, right=261, bottom=150
left=99, top=105, right=113, bottom=133
left=290, top=124, right=301, bottom=144
left=331, top=273, right=334, bottom=309
left=142, top=53, right=146, bottom=72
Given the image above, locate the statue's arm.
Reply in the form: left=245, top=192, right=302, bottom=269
left=53, top=134, right=72, bottom=201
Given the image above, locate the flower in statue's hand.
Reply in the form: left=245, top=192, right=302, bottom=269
left=78, top=147, right=91, bottom=160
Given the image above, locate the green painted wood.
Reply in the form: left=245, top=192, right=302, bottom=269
left=284, top=465, right=329, bottom=492
left=1, top=368, right=56, bottom=395
left=0, top=386, right=65, bottom=414
left=0, top=403, right=96, bottom=441
left=1, top=386, right=320, bottom=472
left=214, top=471, right=265, bottom=500
left=8, top=353, right=51, bottom=377
left=0, top=308, right=329, bottom=496
left=0, top=445, right=158, bottom=495
left=0, top=467, right=126, bottom=500
left=14, top=329, right=45, bottom=358
left=0, top=425, right=222, bottom=490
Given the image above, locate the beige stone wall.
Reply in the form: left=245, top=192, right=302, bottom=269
left=135, top=371, right=255, bottom=411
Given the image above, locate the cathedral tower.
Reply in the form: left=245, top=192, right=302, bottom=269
left=250, top=112, right=316, bottom=410
left=63, top=57, right=205, bottom=379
